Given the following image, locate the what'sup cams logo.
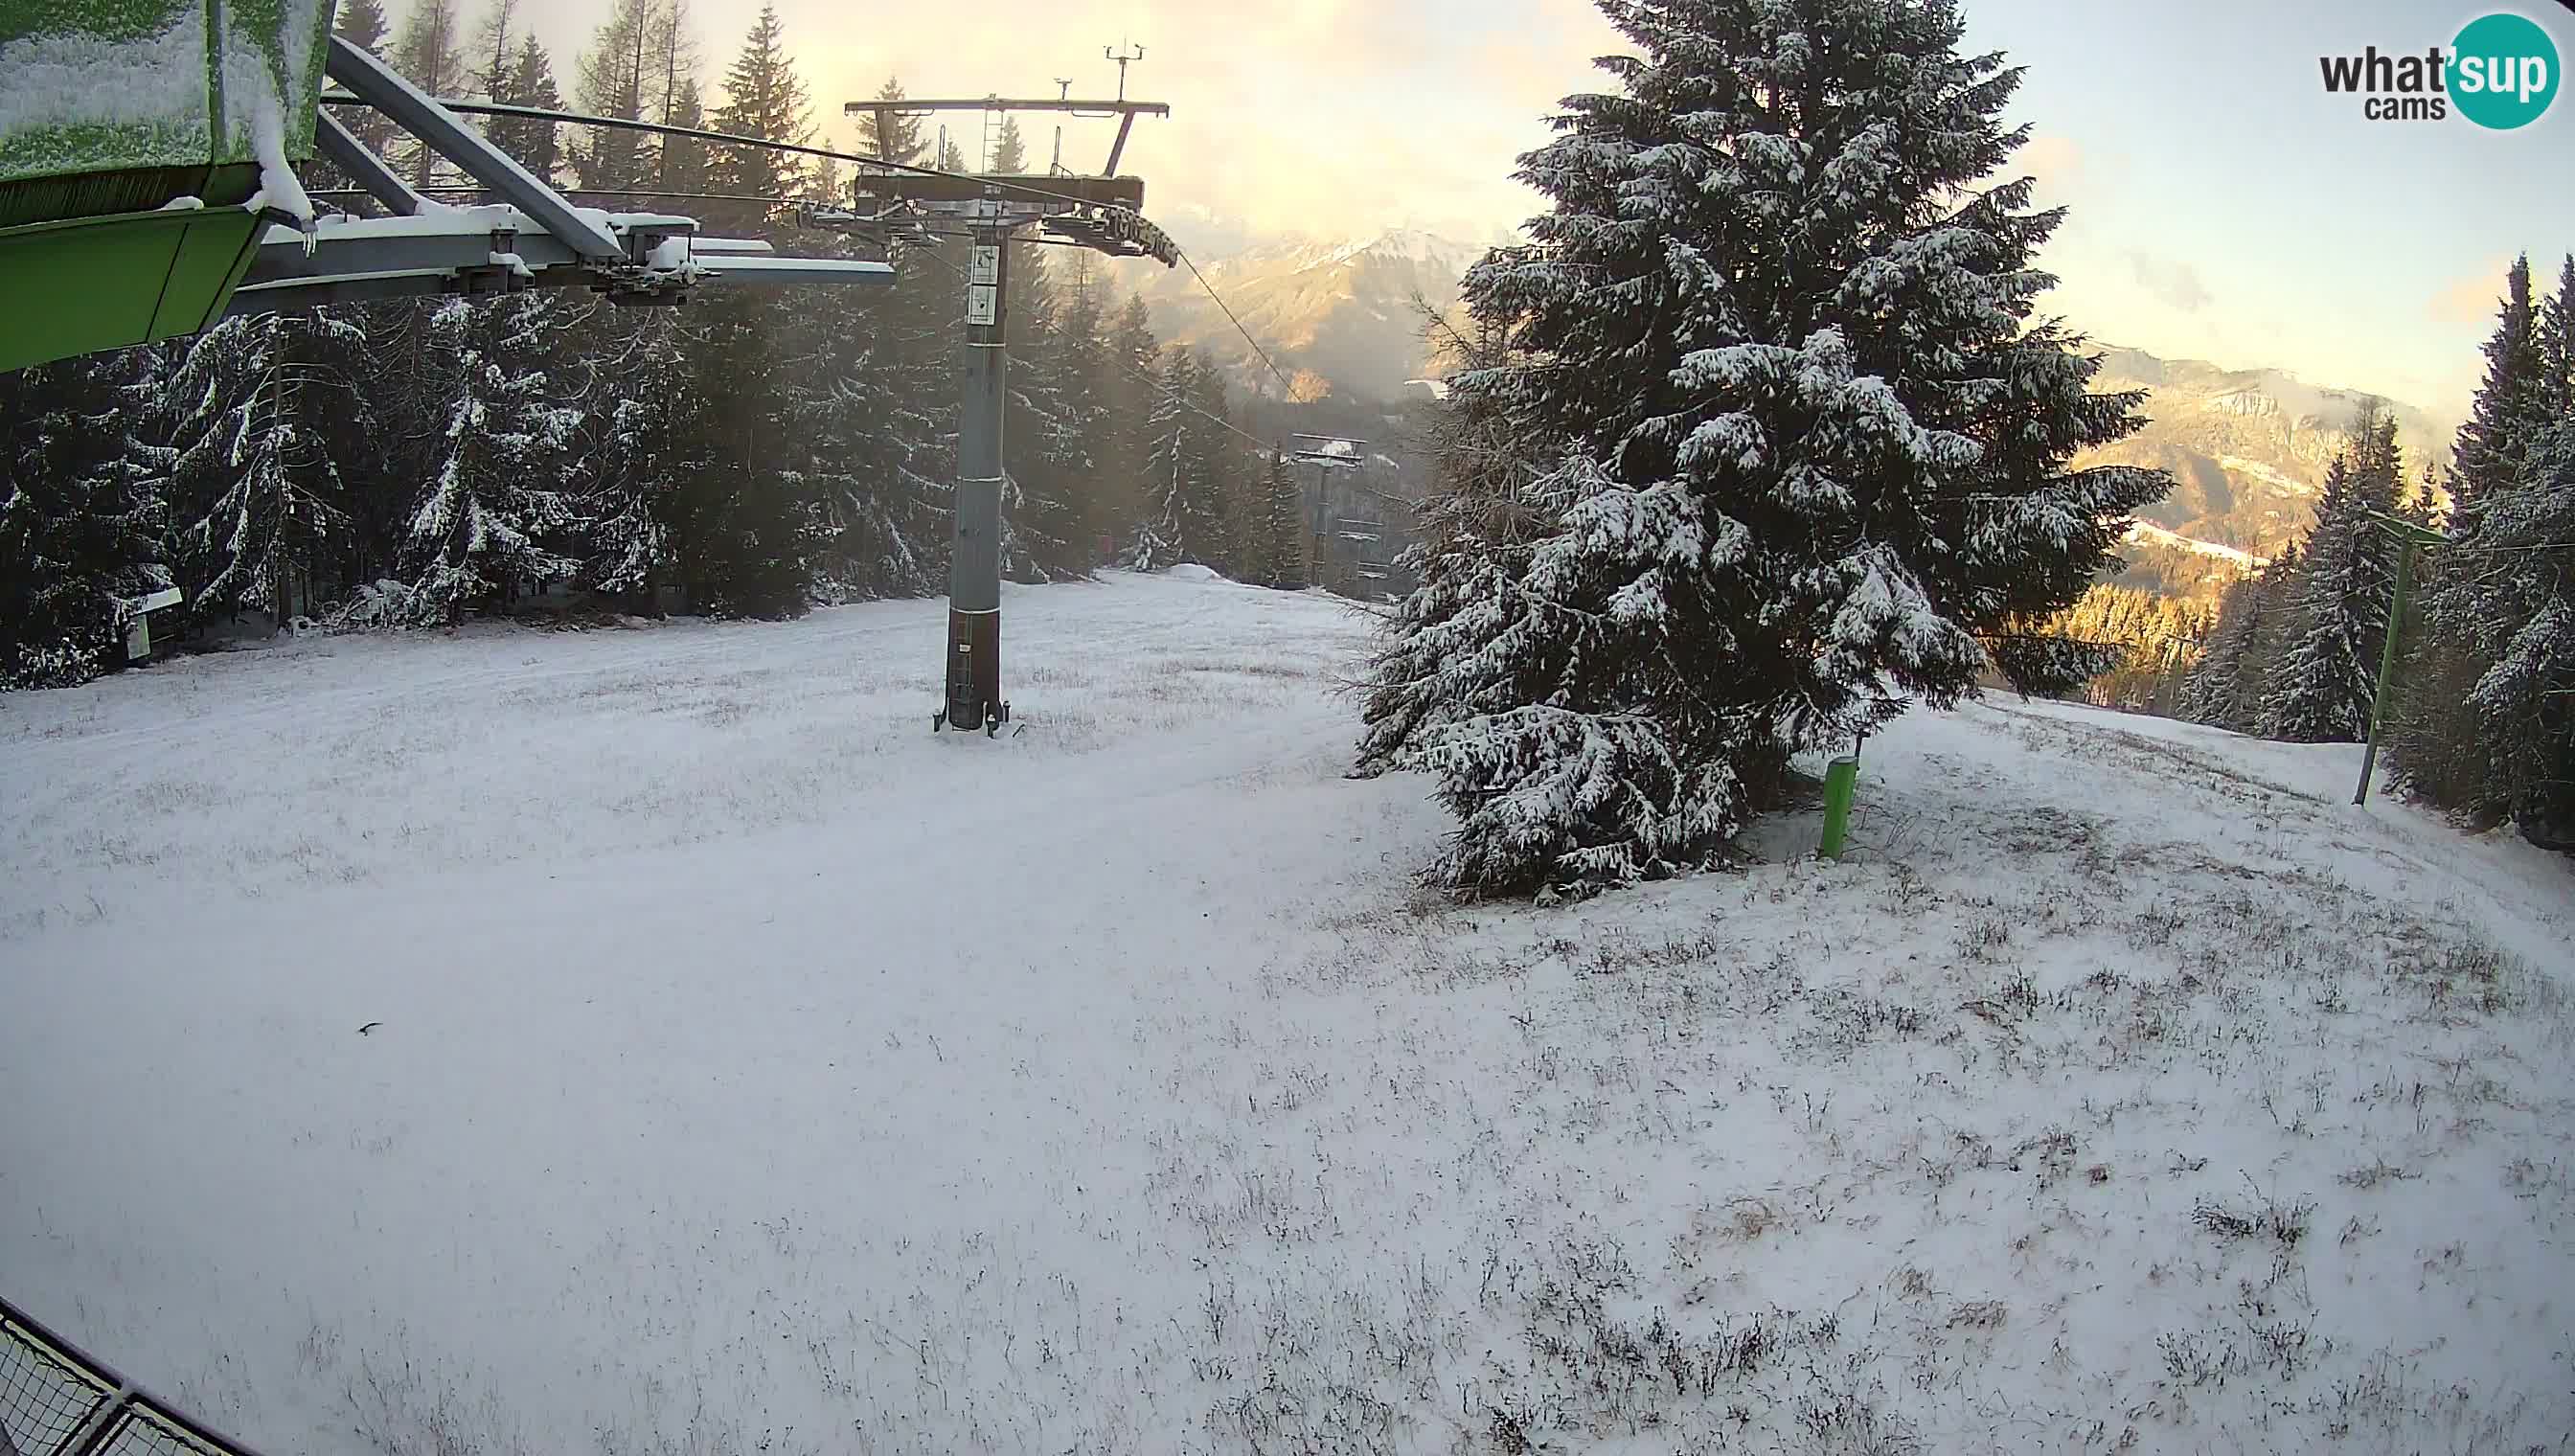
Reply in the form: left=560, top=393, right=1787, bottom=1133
left=2317, top=10, right=2562, bottom=127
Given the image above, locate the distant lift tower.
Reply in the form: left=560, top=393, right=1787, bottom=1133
left=818, top=79, right=1175, bottom=736
left=1291, top=434, right=1368, bottom=594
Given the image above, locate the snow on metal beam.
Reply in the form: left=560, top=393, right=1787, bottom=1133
left=227, top=209, right=890, bottom=317
left=323, top=36, right=624, bottom=262
left=243, top=206, right=579, bottom=284
left=689, top=255, right=895, bottom=285
left=842, top=98, right=1170, bottom=115
left=312, top=111, right=428, bottom=217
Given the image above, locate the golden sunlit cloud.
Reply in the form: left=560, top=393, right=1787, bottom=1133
left=2016, top=132, right=2083, bottom=201
left=525, top=0, right=1619, bottom=246
left=2426, top=253, right=2517, bottom=325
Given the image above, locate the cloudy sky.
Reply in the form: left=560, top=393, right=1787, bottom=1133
left=513, top=0, right=2575, bottom=415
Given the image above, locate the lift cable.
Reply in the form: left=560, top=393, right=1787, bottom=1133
left=317, top=93, right=1156, bottom=220
left=306, top=185, right=829, bottom=209
left=303, top=187, right=1153, bottom=259
left=1171, top=247, right=1298, bottom=401
left=911, top=242, right=1276, bottom=458
left=302, top=166, right=1418, bottom=509
left=918, top=242, right=1421, bottom=514
left=318, top=94, right=1300, bottom=400
left=297, top=179, right=1266, bottom=420
left=916, top=239, right=1420, bottom=510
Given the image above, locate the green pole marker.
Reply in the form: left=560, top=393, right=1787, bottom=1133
left=2353, top=511, right=2450, bottom=808
left=2353, top=542, right=2412, bottom=807
left=1818, top=754, right=1859, bottom=859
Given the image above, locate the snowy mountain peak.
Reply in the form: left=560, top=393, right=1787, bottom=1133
left=1203, top=229, right=1483, bottom=279
left=1337, top=228, right=1485, bottom=270
left=1115, top=228, right=1486, bottom=400
left=2076, top=344, right=2461, bottom=583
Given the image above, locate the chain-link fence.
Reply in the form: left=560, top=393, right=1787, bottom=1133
left=2, top=1296, right=262, bottom=1456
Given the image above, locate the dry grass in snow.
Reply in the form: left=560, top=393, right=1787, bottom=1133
left=3, top=570, right=2570, bottom=1455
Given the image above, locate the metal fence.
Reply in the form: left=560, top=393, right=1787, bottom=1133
left=2, top=1295, right=262, bottom=1456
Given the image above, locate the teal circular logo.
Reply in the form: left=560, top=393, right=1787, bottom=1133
left=2450, top=11, right=2560, bottom=128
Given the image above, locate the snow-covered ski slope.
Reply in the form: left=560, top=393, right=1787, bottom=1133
left=3, top=571, right=2569, bottom=1455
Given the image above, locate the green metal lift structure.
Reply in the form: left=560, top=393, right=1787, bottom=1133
left=6, top=2, right=1180, bottom=742
left=0, top=0, right=897, bottom=375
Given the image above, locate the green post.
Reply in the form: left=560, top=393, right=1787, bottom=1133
left=1818, top=755, right=1859, bottom=859
left=2353, top=539, right=2417, bottom=808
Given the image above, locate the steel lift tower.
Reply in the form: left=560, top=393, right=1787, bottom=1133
left=818, top=82, right=1176, bottom=736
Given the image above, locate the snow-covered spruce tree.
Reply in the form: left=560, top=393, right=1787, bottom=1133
left=2468, top=411, right=2574, bottom=844
left=1130, top=347, right=1207, bottom=571
left=1356, top=0, right=2167, bottom=893
left=2450, top=255, right=2548, bottom=535
left=1184, top=352, right=1255, bottom=577
left=2538, top=254, right=2575, bottom=418
left=490, top=35, right=566, bottom=182
left=162, top=311, right=362, bottom=626
left=2393, top=261, right=2561, bottom=820
left=1046, top=267, right=1116, bottom=567
left=842, top=237, right=966, bottom=598
left=1100, top=292, right=1161, bottom=555
left=2263, top=406, right=2402, bottom=743
left=1256, top=450, right=1309, bottom=588
left=818, top=93, right=958, bottom=597
left=2177, top=572, right=2258, bottom=726
left=2384, top=615, right=2494, bottom=811
left=406, top=294, right=583, bottom=623
left=572, top=306, right=699, bottom=604
left=706, top=2, right=811, bottom=220
left=2436, top=262, right=2575, bottom=845
left=1355, top=307, right=1581, bottom=783
left=998, top=238, right=1092, bottom=581
left=0, top=351, right=170, bottom=688
left=677, top=287, right=821, bottom=616
left=767, top=225, right=946, bottom=602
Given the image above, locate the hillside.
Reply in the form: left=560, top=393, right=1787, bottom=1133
left=1113, top=229, right=1487, bottom=401
left=1111, top=236, right=2455, bottom=594
left=4, top=573, right=2568, bottom=1456
left=2081, top=346, right=2460, bottom=574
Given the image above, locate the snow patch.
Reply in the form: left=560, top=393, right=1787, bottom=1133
left=645, top=236, right=692, bottom=271
left=222, top=0, right=323, bottom=226
left=2217, top=453, right=2318, bottom=498
left=241, top=107, right=312, bottom=227
left=0, top=9, right=209, bottom=166
left=2127, top=519, right=2268, bottom=569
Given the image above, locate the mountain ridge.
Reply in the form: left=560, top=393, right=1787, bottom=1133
left=2078, top=344, right=2462, bottom=577
left=1110, top=235, right=2464, bottom=594
left=1112, top=228, right=1486, bottom=400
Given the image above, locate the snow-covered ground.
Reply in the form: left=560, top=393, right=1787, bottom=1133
left=3, top=571, right=2569, bottom=1455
